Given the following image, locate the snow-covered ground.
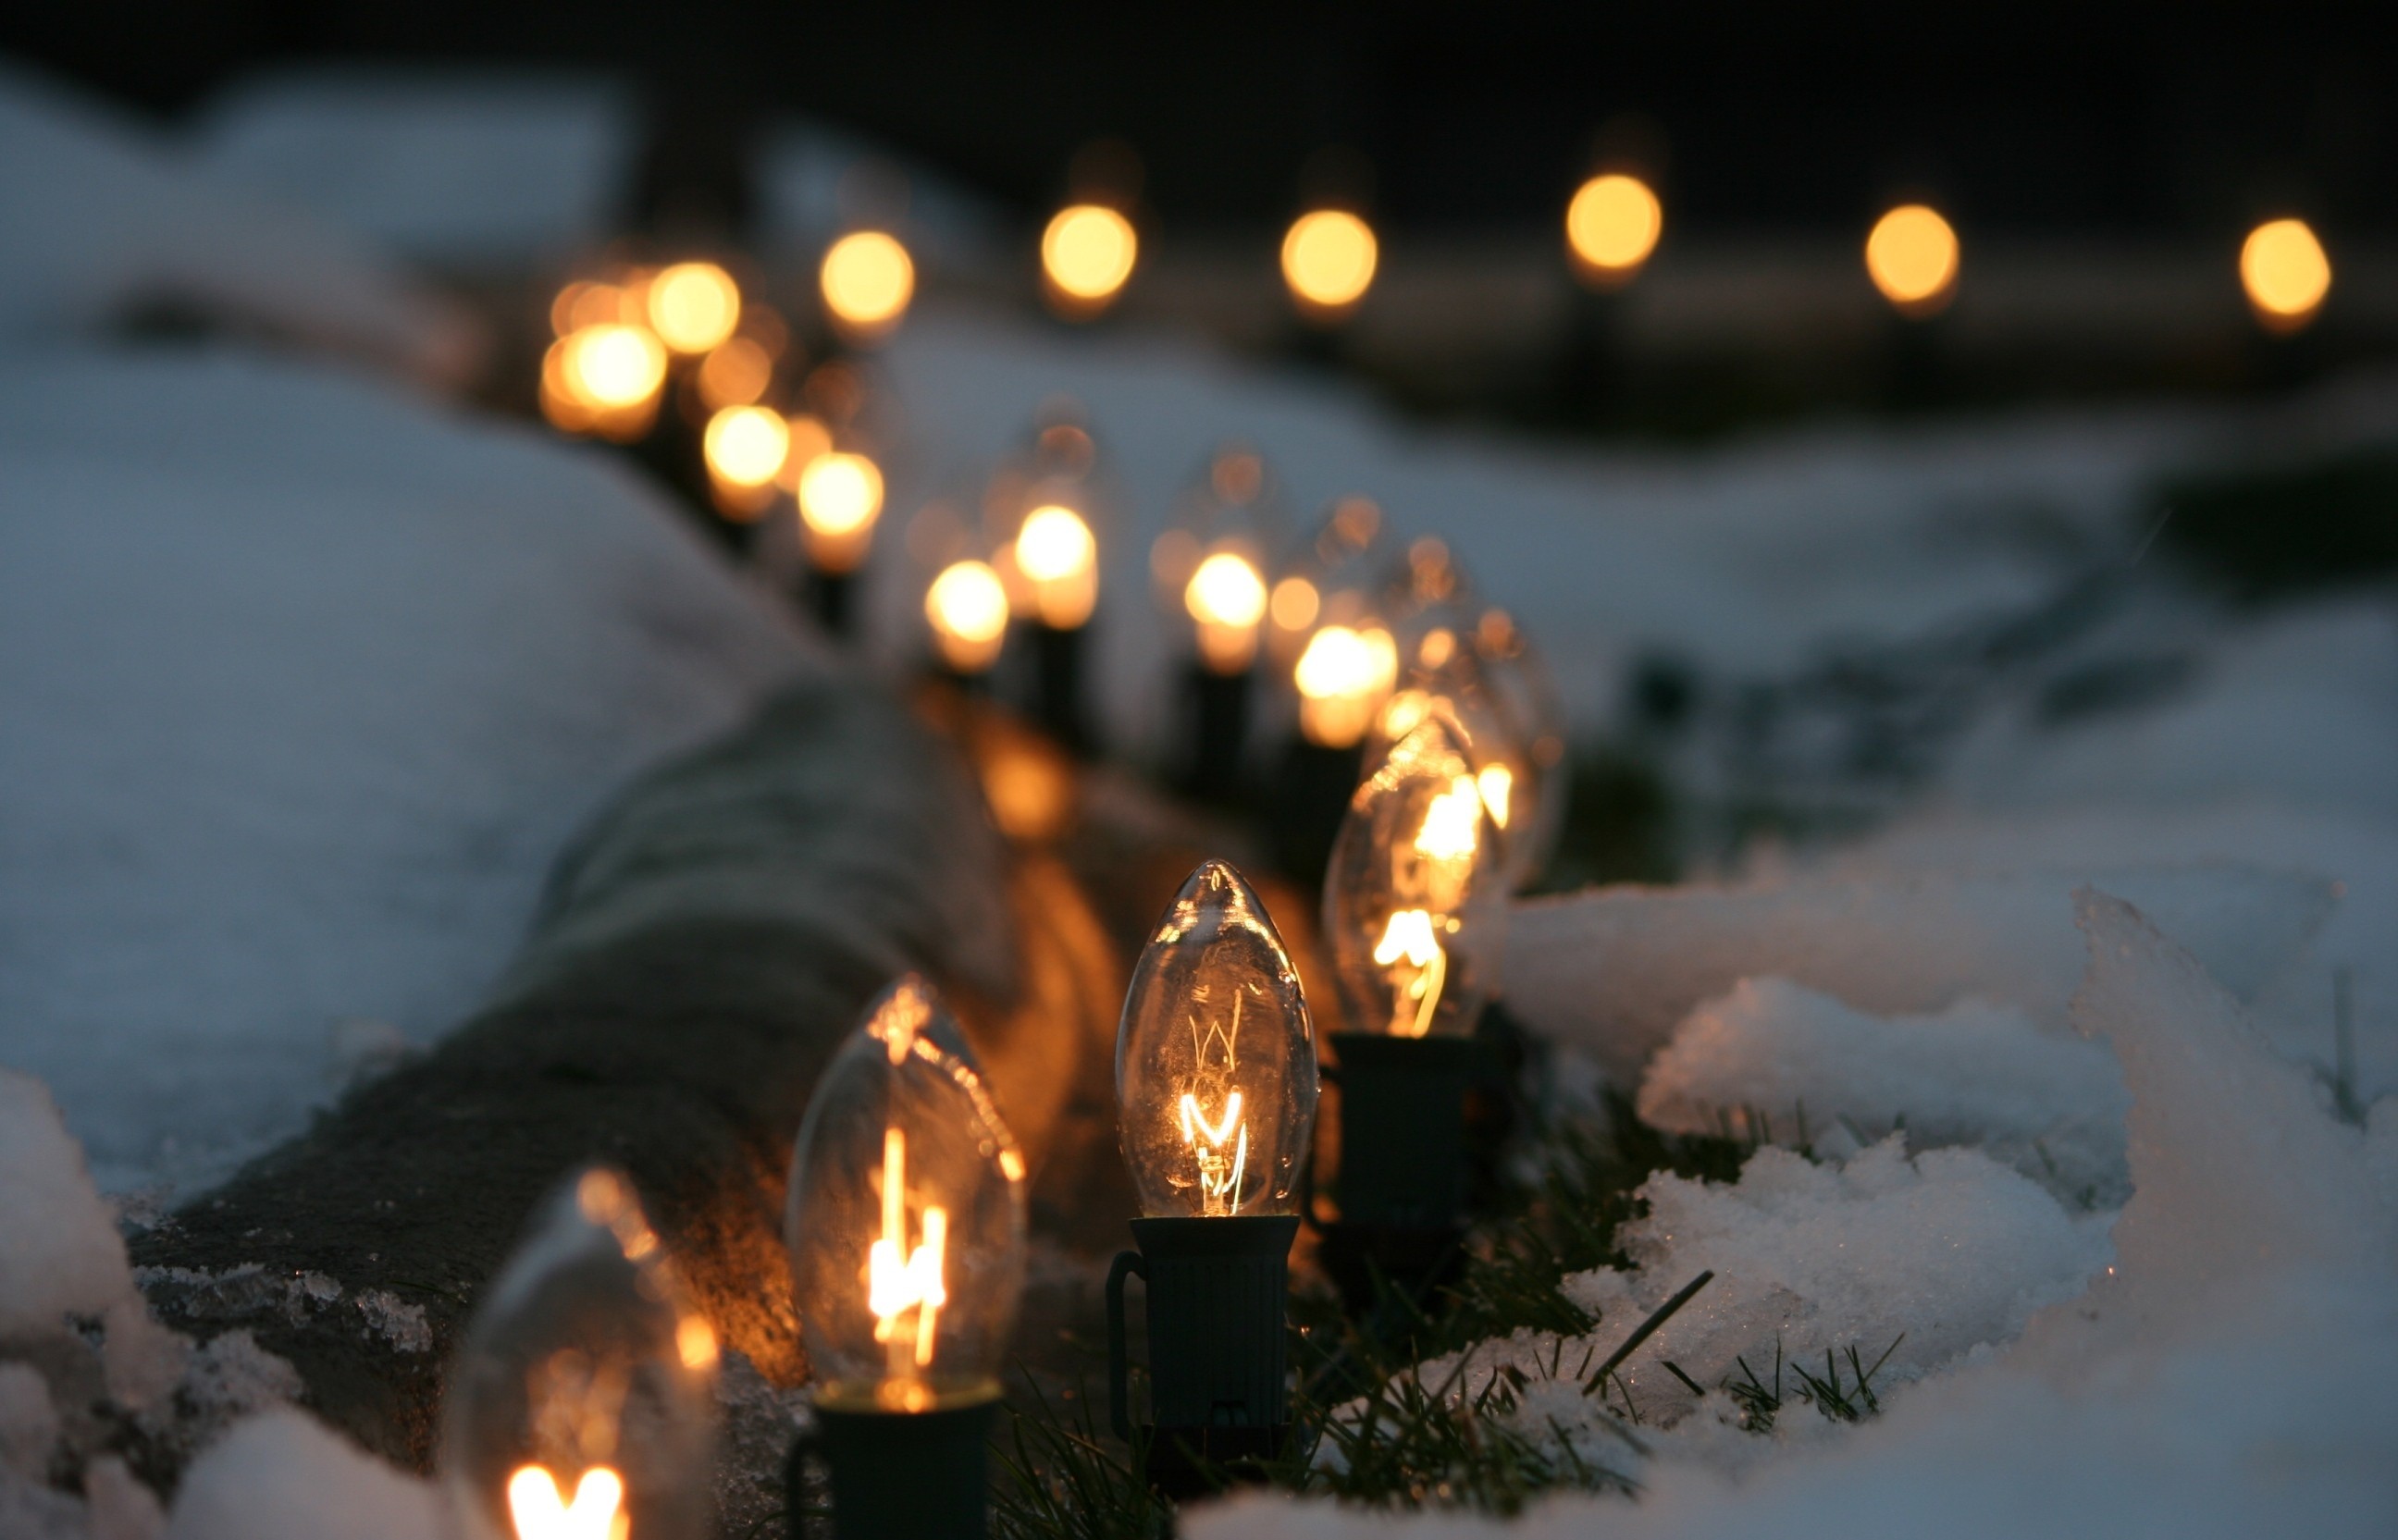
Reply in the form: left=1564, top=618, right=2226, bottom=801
left=1, top=61, right=2394, bottom=1539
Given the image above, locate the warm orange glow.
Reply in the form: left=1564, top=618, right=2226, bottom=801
left=1177, top=1083, right=1249, bottom=1217
left=796, top=452, right=884, bottom=572
left=1294, top=623, right=1400, bottom=747
left=1042, top=204, right=1139, bottom=312
left=1269, top=576, right=1320, bottom=633
left=674, top=1314, right=718, bottom=1372
left=1184, top=551, right=1269, bottom=673
left=797, top=453, right=884, bottom=536
left=551, top=281, right=637, bottom=337
left=979, top=733, right=1076, bottom=843
left=821, top=231, right=915, bottom=339
left=506, top=1464, right=624, bottom=1540
left=927, top=561, right=1009, bottom=673
left=1282, top=209, right=1378, bottom=314
left=696, top=337, right=773, bottom=409
left=1865, top=204, right=1959, bottom=315
left=704, top=406, right=789, bottom=488
left=2241, top=218, right=2331, bottom=332
left=1565, top=173, right=1663, bottom=280
left=1477, top=763, right=1514, bottom=831
left=647, top=262, right=741, bottom=353
left=776, top=414, right=835, bottom=492
left=1366, top=768, right=1485, bottom=1037
left=867, top=1126, right=948, bottom=1376
left=1014, top=505, right=1098, bottom=629
left=562, top=325, right=667, bottom=410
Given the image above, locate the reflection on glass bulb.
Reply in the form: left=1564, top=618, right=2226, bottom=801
left=440, top=1169, right=715, bottom=1540
left=1117, top=861, right=1317, bottom=1218
left=1325, top=714, right=1508, bottom=1038
left=785, top=977, right=1027, bottom=1411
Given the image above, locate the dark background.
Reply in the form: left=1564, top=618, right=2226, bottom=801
left=7, top=1, right=2390, bottom=240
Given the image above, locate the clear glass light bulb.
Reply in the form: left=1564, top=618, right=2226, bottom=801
left=785, top=976, right=1028, bottom=1412
left=440, top=1168, right=718, bottom=1540
left=1117, top=860, right=1318, bottom=1217
left=1325, top=711, right=1510, bottom=1038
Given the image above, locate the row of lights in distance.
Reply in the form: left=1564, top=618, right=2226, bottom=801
left=1044, top=175, right=2337, bottom=330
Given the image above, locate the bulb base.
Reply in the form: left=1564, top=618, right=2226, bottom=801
left=1106, top=1214, right=1297, bottom=1497
left=789, top=1395, right=997, bottom=1540
left=1329, top=1031, right=1492, bottom=1229
left=1026, top=621, right=1093, bottom=754
left=1180, top=660, right=1253, bottom=803
left=804, top=566, right=854, bottom=635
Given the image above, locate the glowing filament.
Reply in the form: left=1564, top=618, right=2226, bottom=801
left=1014, top=505, right=1098, bottom=628
left=1477, top=764, right=1513, bottom=830
left=1415, top=776, right=1483, bottom=862
left=1185, top=552, right=1268, bottom=673
left=1177, top=1090, right=1250, bottom=1217
left=506, top=1465, right=626, bottom=1540
left=867, top=1127, right=947, bottom=1374
left=1371, top=909, right=1447, bottom=1039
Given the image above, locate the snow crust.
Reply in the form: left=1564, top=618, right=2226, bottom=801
left=1635, top=979, right=2129, bottom=1201
left=0, top=353, right=820, bottom=1194
left=1187, top=894, right=2398, bottom=1538
left=1505, top=864, right=2329, bottom=1090
left=0, top=65, right=477, bottom=385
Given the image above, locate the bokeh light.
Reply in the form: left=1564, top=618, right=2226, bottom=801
left=703, top=406, right=790, bottom=489
left=1185, top=551, right=1268, bottom=673
left=821, top=231, right=916, bottom=339
left=1294, top=622, right=1400, bottom=748
left=2241, top=218, right=2331, bottom=332
left=696, top=337, right=774, bottom=410
left=1565, top=174, right=1663, bottom=281
left=1014, top=504, right=1099, bottom=630
left=1865, top=204, right=1959, bottom=316
left=1269, top=575, right=1320, bottom=634
left=927, top=561, right=1009, bottom=673
left=1282, top=209, right=1378, bottom=315
left=559, top=324, right=667, bottom=412
left=1042, top=204, right=1139, bottom=313
left=647, top=262, right=742, bottom=354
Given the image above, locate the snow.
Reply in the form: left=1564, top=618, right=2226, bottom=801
left=161, top=1411, right=439, bottom=1540
left=1504, top=864, right=2330, bottom=1091
left=0, top=351, right=821, bottom=1195
left=0, top=65, right=479, bottom=386
left=190, top=69, right=637, bottom=270
left=868, top=308, right=2398, bottom=762
left=1635, top=979, right=2129, bottom=1202
left=1188, top=894, right=2398, bottom=1538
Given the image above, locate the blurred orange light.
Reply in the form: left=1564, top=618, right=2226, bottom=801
left=1282, top=209, right=1378, bottom=315
left=648, top=262, right=741, bottom=353
left=1565, top=174, right=1663, bottom=281
left=1013, top=506, right=1099, bottom=628
left=1293, top=622, right=1399, bottom=748
left=704, top=405, right=790, bottom=488
left=562, top=324, right=667, bottom=410
left=1269, top=575, right=1320, bottom=633
left=697, top=337, right=774, bottom=409
left=2240, top=218, right=2330, bottom=332
left=927, top=561, right=1009, bottom=673
left=822, top=231, right=915, bottom=339
left=1043, top=205, right=1139, bottom=314
left=796, top=451, right=883, bottom=572
left=1865, top=204, right=1959, bottom=316
left=1184, top=552, right=1268, bottom=673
